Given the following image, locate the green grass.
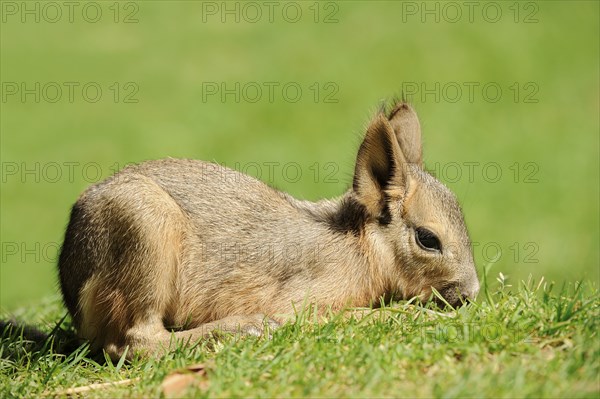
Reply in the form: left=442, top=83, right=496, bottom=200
left=1, top=276, right=598, bottom=398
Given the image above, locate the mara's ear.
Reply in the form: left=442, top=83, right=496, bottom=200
left=353, top=113, right=408, bottom=217
left=387, top=103, right=423, bottom=167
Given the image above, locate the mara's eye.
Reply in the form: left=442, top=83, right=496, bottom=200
left=415, top=227, right=442, bottom=252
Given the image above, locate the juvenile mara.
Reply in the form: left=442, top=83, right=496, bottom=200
left=58, top=102, right=479, bottom=360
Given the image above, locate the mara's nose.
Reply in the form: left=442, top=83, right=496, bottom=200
left=448, top=291, right=477, bottom=308
left=436, top=280, right=480, bottom=309
left=462, top=280, right=480, bottom=301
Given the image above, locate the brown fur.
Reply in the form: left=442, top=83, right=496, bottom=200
left=58, top=102, right=479, bottom=360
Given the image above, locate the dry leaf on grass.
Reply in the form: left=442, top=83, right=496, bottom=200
left=161, top=363, right=210, bottom=398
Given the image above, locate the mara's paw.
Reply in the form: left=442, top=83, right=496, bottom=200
left=211, top=314, right=280, bottom=338
left=239, top=314, right=281, bottom=338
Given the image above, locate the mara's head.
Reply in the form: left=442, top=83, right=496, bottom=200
left=352, top=102, right=479, bottom=308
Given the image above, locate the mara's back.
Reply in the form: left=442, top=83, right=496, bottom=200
left=103, top=159, right=299, bottom=225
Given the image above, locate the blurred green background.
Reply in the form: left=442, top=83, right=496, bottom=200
left=1, top=1, right=598, bottom=310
